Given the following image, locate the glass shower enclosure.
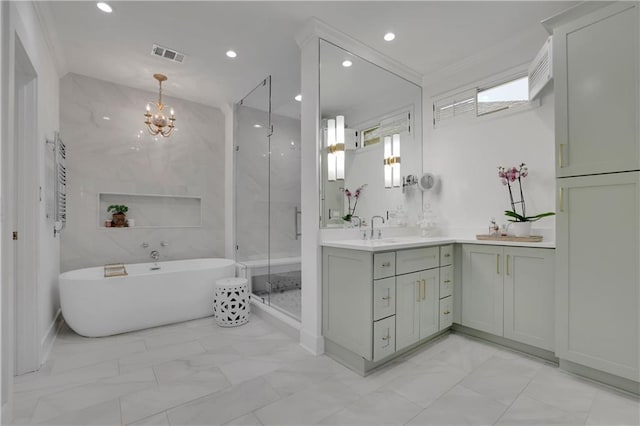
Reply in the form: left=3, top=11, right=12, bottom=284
left=235, top=76, right=302, bottom=321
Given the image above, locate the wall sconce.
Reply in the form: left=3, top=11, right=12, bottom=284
left=384, top=133, right=401, bottom=187
left=326, top=116, right=345, bottom=181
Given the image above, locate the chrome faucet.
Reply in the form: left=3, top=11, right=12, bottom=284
left=351, top=216, right=362, bottom=228
left=371, top=216, right=385, bottom=239
left=150, top=250, right=160, bottom=261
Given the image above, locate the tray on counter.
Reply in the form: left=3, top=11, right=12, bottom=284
left=476, top=234, right=543, bottom=242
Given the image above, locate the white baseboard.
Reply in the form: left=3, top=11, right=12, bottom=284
left=300, top=329, right=324, bottom=355
left=40, top=309, right=63, bottom=366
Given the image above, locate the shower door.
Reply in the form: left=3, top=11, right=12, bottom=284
left=235, top=78, right=272, bottom=305
left=235, top=76, right=302, bottom=320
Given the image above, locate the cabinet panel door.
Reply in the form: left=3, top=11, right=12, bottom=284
left=557, top=173, right=639, bottom=381
left=439, top=265, right=453, bottom=299
left=503, top=247, right=555, bottom=351
left=397, top=247, right=439, bottom=275
left=395, top=271, right=421, bottom=351
left=373, top=277, right=396, bottom=321
left=439, top=296, right=453, bottom=331
left=373, top=316, right=396, bottom=361
left=419, top=268, right=440, bottom=340
left=555, top=2, right=639, bottom=177
left=322, top=248, right=373, bottom=360
left=461, top=245, right=504, bottom=336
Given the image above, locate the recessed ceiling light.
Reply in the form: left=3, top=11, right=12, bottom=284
left=294, top=94, right=302, bottom=102
left=253, top=124, right=262, bottom=128
left=102, top=116, right=111, bottom=121
left=96, top=2, right=112, bottom=13
left=226, top=50, right=237, bottom=58
left=342, top=60, right=353, bottom=68
left=384, top=32, right=396, bottom=42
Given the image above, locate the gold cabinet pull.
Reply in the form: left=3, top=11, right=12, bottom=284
left=559, top=187, right=564, bottom=212
left=444, top=253, right=451, bottom=258
left=422, top=279, right=427, bottom=300
left=497, top=254, right=501, bottom=274
left=558, top=144, right=564, bottom=168
left=506, top=254, right=510, bottom=276
left=416, top=281, right=421, bottom=302
left=382, top=296, right=391, bottom=301
left=381, top=262, right=391, bottom=267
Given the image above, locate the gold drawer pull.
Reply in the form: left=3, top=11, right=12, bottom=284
left=422, top=279, right=427, bottom=300
left=443, top=253, right=451, bottom=258
left=381, top=296, right=391, bottom=301
left=558, top=144, right=564, bottom=168
left=506, top=254, right=510, bottom=276
left=497, top=254, right=500, bottom=274
left=444, top=279, right=451, bottom=284
left=381, top=262, right=391, bottom=267
left=443, top=310, right=451, bottom=315
left=559, top=187, right=564, bottom=213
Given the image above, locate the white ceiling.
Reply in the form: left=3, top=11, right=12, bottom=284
left=42, top=1, right=577, bottom=111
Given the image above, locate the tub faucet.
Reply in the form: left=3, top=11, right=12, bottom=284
left=371, top=216, right=385, bottom=239
left=150, top=250, right=160, bottom=261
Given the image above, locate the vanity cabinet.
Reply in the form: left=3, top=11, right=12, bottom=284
left=554, top=2, right=639, bottom=177
left=322, top=244, right=453, bottom=369
left=461, top=245, right=554, bottom=351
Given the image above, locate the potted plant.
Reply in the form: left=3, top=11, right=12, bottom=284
left=498, top=163, right=554, bottom=236
left=107, top=204, right=129, bottom=227
left=342, top=184, right=366, bottom=222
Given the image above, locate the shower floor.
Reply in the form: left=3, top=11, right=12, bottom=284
left=253, top=271, right=301, bottom=321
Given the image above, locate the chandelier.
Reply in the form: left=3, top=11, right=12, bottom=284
left=144, top=73, right=176, bottom=137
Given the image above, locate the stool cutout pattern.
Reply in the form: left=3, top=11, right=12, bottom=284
left=214, top=278, right=249, bottom=327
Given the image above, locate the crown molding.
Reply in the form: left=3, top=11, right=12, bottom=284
left=541, top=1, right=613, bottom=34
left=31, top=0, right=68, bottom=76
left=295, top=17, right=423, bottom=86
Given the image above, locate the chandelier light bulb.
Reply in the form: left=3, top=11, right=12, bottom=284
left=143, top=74, right=176, bottom=138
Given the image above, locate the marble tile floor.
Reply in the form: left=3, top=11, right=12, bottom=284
left=10, top=315, right=639, bottom=426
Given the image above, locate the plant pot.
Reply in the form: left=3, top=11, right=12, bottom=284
left=112, top=213, right=127, bottom=227
left=511, top=221, right=532, bottom=237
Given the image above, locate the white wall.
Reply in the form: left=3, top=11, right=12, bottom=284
left=422, top=30, right=556, bottom=237
left=1, top=0, right=61, bottom=418
left=60, top=73, right=226, bottom=272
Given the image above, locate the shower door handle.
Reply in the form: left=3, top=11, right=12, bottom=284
left=294, top=206, right=302, bottom=240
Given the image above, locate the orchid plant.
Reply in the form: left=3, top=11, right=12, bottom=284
left=342, top=184, right=367, bottom=222
left=498, top=163, right=555, bottom=223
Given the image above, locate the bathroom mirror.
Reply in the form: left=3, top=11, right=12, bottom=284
left=319, top=39, right=423, bottom=228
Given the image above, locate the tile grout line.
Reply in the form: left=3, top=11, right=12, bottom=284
left=491, top=367, right=540, bottom=425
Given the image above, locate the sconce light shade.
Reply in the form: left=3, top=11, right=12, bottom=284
left=326, top=116, right=345, bottom=181
left=384, top=134, right=401, bottom=188
left=392, top=133, right=401, bottom=187
left=384, top=136, right=392, bottom=188
left=327, top=119, right=337, bottom=181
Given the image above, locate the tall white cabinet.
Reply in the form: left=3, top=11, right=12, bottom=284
left=552, top=1, right=640, bottom=387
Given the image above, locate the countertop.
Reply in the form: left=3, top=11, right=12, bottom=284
left=321, top=235, right=556, bottom=252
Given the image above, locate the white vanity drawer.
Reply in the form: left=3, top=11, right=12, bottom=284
left=373, top=316, right=396, bottom=361
left=373, top=277, right=396, bottom=321
left=374, top=252, right=396, bottom=279
left=440, top=245, right=453, bottom=266
left=439, top=296, right=453, bottom=330
left=439, top=265, right=453, bottom=299
left=396, top=247, right=439, bottom=275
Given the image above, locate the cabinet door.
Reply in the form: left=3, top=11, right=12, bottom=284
left=395, top=271, right=421, bottom=351
left=556, top=173, right=639, bottom=381
left=322, top=248, right=374, bottom=360
left=439, top=265, right=453, bottom=299
left=373, top=277, right=395, bottom=321
left=373, top=316, right=396, bottom=361
left=503, top=247, right=555, bottom=351
left=439, top=296, right=453, bottom=331
left=419, top=268, right=440, bottom=340
left=461, top=245, right=504, bottom=336
left=555, top=2, right=639, bottom=177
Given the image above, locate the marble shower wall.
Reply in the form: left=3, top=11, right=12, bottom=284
left=236, top=105, right=301, bottom=262
left=60, top=73, right=225, bottom=272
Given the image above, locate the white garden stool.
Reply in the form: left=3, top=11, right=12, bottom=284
left=214, top=277, right=250, bottom=327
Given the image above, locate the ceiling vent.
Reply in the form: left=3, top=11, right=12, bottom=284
left=151, top=44, right=185, bottom=64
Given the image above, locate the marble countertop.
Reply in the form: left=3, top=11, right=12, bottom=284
left=321, top=235, right=556, bottom=252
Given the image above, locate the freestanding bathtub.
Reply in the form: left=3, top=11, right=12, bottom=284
left=59, top=258, right=236, bottom=337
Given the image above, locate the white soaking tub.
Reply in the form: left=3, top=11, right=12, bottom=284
left=59, top=258, right=236, bottom=337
